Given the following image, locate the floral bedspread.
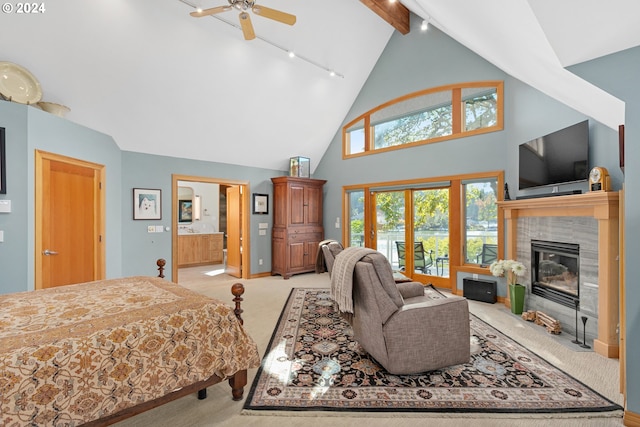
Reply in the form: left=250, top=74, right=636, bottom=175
left=0, top=276, right=260, bottom=426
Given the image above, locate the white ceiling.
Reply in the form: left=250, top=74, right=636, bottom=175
left=1, top=0, right=638, bottom=172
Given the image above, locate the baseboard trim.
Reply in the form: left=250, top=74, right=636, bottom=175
left=624, top=409, right=640, bottom=426
left=250, top=271, right=273, bottom=279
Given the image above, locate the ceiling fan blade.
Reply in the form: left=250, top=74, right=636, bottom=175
left=239, top=12, right=256, bottom=40
left=190, top=5, right=231, bottom=18
left=251, top=5, right=296, bottom=26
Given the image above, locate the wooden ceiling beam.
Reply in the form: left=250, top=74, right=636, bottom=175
left=360, top=0, right=410, bottom=35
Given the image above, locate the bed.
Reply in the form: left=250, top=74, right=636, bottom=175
left=0, top=261, right=260, bottom=426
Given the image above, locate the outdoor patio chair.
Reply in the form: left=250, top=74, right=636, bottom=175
left=396, top=241, right=434, bottom=274
left=476, top=243, right=498, bottom=266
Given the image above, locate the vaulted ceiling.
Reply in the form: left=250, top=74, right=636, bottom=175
left=1, top=0, right=638, bottom=173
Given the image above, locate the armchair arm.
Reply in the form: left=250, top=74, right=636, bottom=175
left=396, top=282, right=425, bottom=299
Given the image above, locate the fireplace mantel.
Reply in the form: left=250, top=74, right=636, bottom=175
left=498, top=192, right=620, bottom=358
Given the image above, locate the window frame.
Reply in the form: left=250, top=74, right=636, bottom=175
left=342, top=171, right=504, bottom=289
left=343, top=81, right=504, bottom=159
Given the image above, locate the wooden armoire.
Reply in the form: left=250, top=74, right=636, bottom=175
left=271, top=176, right=326, bottom=279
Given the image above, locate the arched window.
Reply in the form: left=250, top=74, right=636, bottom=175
left=343, top=81, right=503, bottom=157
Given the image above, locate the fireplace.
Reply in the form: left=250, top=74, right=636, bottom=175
left=499, top=192, right=619, bottom=358
left=531, top=240, right=580, bottom=309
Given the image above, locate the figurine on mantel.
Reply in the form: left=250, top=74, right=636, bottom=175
left=504, top=183, right=511, bottom=200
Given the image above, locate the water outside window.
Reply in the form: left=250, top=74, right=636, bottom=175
left=464, top=180, right=498, bottom=263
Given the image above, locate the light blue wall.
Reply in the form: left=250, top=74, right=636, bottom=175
left=121, top=151, right=283, bottom=278
left=0, top=103, right=29, bottom=293
left=569, top=46, right=640, bottom=415
left=315, top=21, right=509, bottom=245
left=0, top=102, right=122, bottom=293
left=0, top=102, right=285, bottom=292
left=314, top=18, right=620, bottom=291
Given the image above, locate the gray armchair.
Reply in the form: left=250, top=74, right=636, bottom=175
left=319, top=240, right=344, bottom=276
left=348, top=251, right=470, bottom=374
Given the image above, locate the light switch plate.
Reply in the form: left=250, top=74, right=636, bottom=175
left=259, top=229, right=267, bottom=236
left=259, top=223, right=268, bottom=229
left=147, top=226, right=155, bottom=233
left=0, top=230, right=4, bottom=242
left=0, top=200, right=11, bottom=213
left=155, top=225, right=163, bottom=232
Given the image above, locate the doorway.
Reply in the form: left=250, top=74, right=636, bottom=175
left=35, top=150, right=105, bottom=289
left=172, top=174, right=250, bottom=284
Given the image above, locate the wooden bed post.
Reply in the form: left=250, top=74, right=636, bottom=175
left=157, top=258, right=166, bottom=278
left=152, top=259, right=248, bottom=403
left=231, top=283, right=245, bottom=325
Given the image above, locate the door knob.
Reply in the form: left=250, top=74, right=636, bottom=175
left=43, top=249, right=59, bottom=256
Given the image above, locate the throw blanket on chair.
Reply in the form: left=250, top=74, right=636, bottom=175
left=330, top=247, right=377, bottom=315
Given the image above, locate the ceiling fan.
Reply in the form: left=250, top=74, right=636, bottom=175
left=190, top=0, right=296, bottom=40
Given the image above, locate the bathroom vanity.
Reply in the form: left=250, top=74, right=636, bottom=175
left=177, top=231, right=224, bottom=267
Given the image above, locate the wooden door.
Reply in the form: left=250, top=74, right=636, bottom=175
left=35, top=151, right=105, bottom=289
left=226, top=186, right=242, bottom=278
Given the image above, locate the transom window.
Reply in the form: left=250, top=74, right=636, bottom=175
left=343, top=81, right=503, bottom=157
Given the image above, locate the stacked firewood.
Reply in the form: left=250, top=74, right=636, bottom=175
left=521, top=310, right=562, bottom=335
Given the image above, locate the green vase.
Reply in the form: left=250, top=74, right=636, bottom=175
left=509, top=284, right=525, bottom=315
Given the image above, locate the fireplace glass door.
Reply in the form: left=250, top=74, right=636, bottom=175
left=531, top=240, right=579, bottom=308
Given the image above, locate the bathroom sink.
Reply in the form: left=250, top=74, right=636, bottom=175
left=178, top=223, right=219, bottom=234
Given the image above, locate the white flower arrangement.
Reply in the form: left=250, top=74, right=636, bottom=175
left=489, top=259, right=527, bottom=286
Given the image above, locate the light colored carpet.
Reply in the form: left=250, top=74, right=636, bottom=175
left=114, top=268, right=624, bottom=426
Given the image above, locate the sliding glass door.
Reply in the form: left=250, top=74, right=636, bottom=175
left=365, top=187, right=450, bottom=280
left=413, top=188, right=450, bottom=277
left=371, top=190, right=405, bottom=269
left=343, top=172, right=502, bottom=293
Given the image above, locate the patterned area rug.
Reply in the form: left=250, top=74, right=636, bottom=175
left=244, top=287, right=622, bottom=415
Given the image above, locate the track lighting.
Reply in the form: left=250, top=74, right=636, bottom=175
left=181, top=0, right=345, bottom=78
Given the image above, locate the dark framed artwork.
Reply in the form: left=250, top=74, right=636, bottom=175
left=133, top=188, right=162, bottom=220
left=0, top=127, right=6, bottom=194
left=252, top=193, right=269, bottom=215
left=619, top=124, right=625, bottom=173
left=178, top=200, right=193, bottom=222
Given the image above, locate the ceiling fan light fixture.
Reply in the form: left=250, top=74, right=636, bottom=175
left=229, top=0, right=254, bottom=11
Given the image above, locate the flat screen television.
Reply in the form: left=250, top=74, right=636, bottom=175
left=518, top=120, right=589, bottom=190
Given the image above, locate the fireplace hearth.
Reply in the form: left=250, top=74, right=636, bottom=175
left=531, top=240, right=579, bottom=309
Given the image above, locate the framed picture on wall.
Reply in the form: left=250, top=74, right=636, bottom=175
left=133, top=188, right=162, bottom=220
left=252, top=193, right=269, bottom=215
left=178, top=200, right=193, bottom=222
left=0, top=127, right=6, bottom=194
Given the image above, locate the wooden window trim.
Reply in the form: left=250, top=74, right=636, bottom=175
left=343, top=81, right=504, bottom=159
